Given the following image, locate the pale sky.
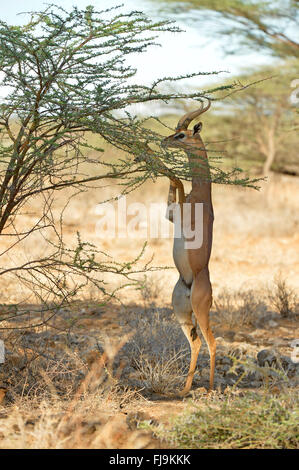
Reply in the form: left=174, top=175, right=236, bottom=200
left=1, top=0, right=274, bottom=82
left=0, top=0, right=275, bottom=113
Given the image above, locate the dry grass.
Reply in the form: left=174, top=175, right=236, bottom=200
left=0, top=394, right=160, bottom=449
left=132, top=350, right=187, bottom=394
left=146, top=387, right=299, bottom=449
left=118, top=307, right=192, bottom=394
left=0, top=337, right=161, bottom=449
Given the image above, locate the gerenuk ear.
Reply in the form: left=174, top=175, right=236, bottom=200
left=193, top=122, right=202, bottom=135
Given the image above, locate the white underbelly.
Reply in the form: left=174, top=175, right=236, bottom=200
left=173, top=236, right=193, bottom=285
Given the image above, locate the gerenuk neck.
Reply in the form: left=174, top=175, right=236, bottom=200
left=186, top=137, right=212, bottom=204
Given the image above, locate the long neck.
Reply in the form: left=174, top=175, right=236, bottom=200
left=186, top=137, right=211, bottom=203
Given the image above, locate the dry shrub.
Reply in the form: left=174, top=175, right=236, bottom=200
left=268, top=276, right=298, bottom=318
left=139, top=275, right=163, bottom=307
left=124, top=308, right=186, bottom=357
left=0, top=342, right=89, bottom=403
left=132, top=349, right=187, bottom=394
left=213, top=289, right=268, bottom=328
left=120, top=308, right=194, bottom=394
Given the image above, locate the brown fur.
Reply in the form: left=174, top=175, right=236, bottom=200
left=163, top=101, right=216, bottom=395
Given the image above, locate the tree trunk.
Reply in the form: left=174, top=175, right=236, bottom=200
left=263, top=129, right=275, bottom=176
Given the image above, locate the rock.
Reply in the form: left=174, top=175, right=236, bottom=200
left=251, top=380, right=262, bottom=388
left=221, top=365, right=231, bottom=375
left=233, top=333, right=244, bottom=342
left=225, top=331, right=236, bottom=342
left=257, top=349, right=279, bottom=367
left=225, top=374, right=237, bottom=384
left=278, top=327, right=290, bottom=334
left=200, top=367, right=210, bottom=380
left=223, top=356, right=233, bottom=365
left=215, top=337, right=226, bottom=345
left=234, top=332, right=254, bottom=343
left=229, top=345, right=248, bottom=357
left=268, top=320, right=278, bottom=328
left=250, top=330, right=264, bottom=338
left=216, top=355, right=232, bottom=366
left=279, top=355, right=299, bottom=377
left=255, top=313, right=278, bottom=328
left=280, top=355, right=292, bottom=368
